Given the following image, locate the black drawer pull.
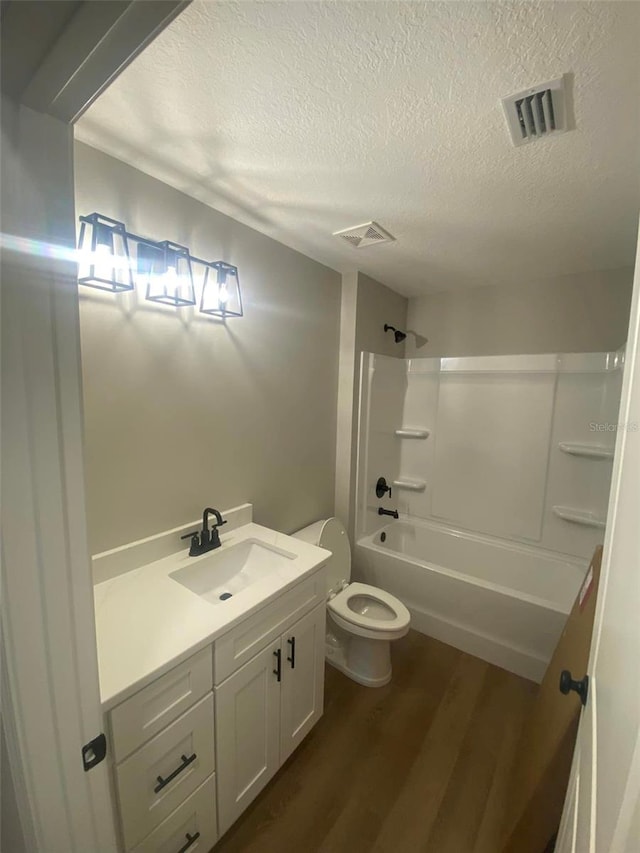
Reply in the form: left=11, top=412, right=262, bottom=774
left=273, top=648, right=282, bottom=682
left=154, top=753, right=197, bottom=793
left=176, top=831, right=200, bottom=853
left=287, top=636, right=296, bottom=669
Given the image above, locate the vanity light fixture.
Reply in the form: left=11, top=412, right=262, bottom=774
left=77, top=213, right=243, bottom=318
left=200, top=261, right=243, bottom=318
left=77, top=213, right=134, bottom=292
left=145, top=240, right=196, bottom=307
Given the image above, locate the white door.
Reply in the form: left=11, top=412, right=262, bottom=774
left=215, top=638, right=282, bottom=836
left=280, top=605, right=326, bottom=764
left=556, top=234, right=640, bottom=852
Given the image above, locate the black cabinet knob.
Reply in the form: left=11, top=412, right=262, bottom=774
left=559, top=670, right=589, bottom=706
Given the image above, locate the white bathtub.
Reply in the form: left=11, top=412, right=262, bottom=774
left=355, top=517, right=589, bottom=682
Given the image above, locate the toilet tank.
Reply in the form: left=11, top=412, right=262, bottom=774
left=292, top=517, right=351, bottom=595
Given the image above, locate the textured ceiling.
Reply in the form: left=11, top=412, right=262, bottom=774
left=76, top=1, right=640, bottom=297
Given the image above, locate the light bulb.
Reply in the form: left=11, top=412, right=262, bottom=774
left=93, top=241, right=113, bottom=281
left=162, top=264, right=178, bottom=298
left=77, top=214, right=135, bottom=292
left=199, top=263, right=240, bottom=316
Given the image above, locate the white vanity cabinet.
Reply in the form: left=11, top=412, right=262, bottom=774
left=108, top=646, right=217, bottom=853
left=107, top=566, right=326, bottom=851
left=215, top=604, right=325, bottom=834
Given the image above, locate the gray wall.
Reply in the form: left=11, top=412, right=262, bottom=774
left=75, top=143, right=342, bottom=553
left=406, top=268, right=634, bottom=358
left=334, top=271, right=407, bottom=535
left=1, top=722, right=26, bottom=853
left=355, top=272, right=408, bottom=358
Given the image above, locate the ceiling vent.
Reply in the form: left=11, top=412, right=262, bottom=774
left=502, top=76, right=569, bottom=147
left=333, top=221, right=395, bottom=248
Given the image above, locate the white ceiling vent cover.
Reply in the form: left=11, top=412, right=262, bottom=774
left=333, top=221, right=395, bottom=248
left=502, top=77, right=569, bottom=147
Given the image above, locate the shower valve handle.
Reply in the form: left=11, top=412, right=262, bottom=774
left=376, top=477, right=392, bottom=499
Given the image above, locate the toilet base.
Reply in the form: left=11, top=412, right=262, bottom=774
left=325, top=633, right=392, bottom=688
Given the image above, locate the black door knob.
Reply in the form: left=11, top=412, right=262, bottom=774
left=559, top=670, right=589, bottom=706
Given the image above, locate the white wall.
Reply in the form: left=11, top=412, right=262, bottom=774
left=334, top=271, right=407, bottom=536
left=406, top=269, right=634, bottom=358
left=355, top=353, right=407, bottom=538
left=354, top=273, right=408, bottom=359
left=356, top=352, right=622, bottom=560
left=334, top=272, right=359, bottom=535
left=75, top=143, right=342, bottom=553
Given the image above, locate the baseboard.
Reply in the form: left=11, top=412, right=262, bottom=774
left=407, top=604, right=549, bottom=683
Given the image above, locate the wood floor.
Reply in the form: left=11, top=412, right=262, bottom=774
left=212, top=630, right=537, bottom=853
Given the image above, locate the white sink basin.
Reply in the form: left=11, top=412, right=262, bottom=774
left=169, top=538, right=297, bottom=605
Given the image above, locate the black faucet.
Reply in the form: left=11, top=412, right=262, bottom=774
left=181, top=507, right=228, bottom=556
left=378, top=507, right=399, bottom=519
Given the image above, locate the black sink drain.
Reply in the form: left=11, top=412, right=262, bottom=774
left=219, top=592, right=233, bottom=601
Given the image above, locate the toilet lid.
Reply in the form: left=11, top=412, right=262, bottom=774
left=316, top=517, right=351, bottom=595
left=328, top=582, right=411, bottom=633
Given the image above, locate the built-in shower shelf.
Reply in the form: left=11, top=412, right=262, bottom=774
left=558, top=442, right=614, bottom=460
left=395, top=428, right=430, bottom=439
left=393, top=478, right=426, bottom=492
left=552, top=506, right=606, bottom=530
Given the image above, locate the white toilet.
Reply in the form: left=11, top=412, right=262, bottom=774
left=293, top=517, right=410, bottom=687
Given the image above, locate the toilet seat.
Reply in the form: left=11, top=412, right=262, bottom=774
left=328, top=582, right=410, bottom=640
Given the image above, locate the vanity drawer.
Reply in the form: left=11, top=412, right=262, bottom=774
left=116, top=693, right=215, bottom=850
left=130, top=774, right=217, bottom=853
left=111, top=646, right=213, bottom=762
left=214, top=570, right=324, bottom=684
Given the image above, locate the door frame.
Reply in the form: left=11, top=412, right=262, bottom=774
left=555, top=223, right=640, bottom=851
left=1, top=3, right=187, bottom=850
left=3, top=3, right=639, bottom=850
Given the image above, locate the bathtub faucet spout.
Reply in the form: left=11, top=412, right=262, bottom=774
left=378, top=507, right=399, bottom=519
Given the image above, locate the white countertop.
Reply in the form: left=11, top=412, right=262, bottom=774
left=93, top=522, right=330, bottom=711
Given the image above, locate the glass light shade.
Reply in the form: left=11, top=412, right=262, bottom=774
left=200, top=262, right=243, bottom=318
left=145, top=241, right=196, bottom=307
left=77, top=213, right=134, bottom=292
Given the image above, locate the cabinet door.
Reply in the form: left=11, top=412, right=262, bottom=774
left=280, top=604, right=325, bottom=764
left=215, top=638, right=281, bottom=836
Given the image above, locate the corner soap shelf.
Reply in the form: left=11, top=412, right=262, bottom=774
left=552, top=506, right=606, bottom=530
left=395, top=428, right=430, bottom=439
left=558, top=442, right=614, bottom=460
left=393, top=478, right=426, bottom=492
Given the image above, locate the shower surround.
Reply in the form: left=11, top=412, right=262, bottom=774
left=354, top=351, right=623, bottom=680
